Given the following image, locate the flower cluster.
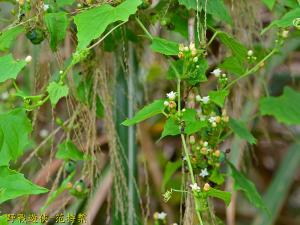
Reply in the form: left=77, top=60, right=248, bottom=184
left=178, top=42, right=197, bottom=59
left=211, top=68, right=228, bottom=87
left=164, top=91, right=177, bottom=113
left=247, top=49, right=257, bottom=61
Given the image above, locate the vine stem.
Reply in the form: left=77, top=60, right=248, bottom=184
left=181, top=134, right=204, bottom=225
left=177, top=76, right=204, bottom=225
left=135, top=17, right=153, bottom=40
left=226, top=48, right=277, bottom=89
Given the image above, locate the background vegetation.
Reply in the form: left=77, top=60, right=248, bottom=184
left=0, top=0, right=300, bottom=225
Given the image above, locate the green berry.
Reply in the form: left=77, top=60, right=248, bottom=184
left=26, top=28, right=45, bottom=45
left=64, top=161, right=76, bottom=174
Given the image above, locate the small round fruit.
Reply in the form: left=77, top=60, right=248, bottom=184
left=74, top=179, right=86, bottom=193
left=64, top=161, right=76, bottom=174
left=26, top=28, right=45, bottom=45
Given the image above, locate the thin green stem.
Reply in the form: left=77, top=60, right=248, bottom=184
left=135, top=17, right=153, bottom=40
left=177, top=78, right=181, bottom=116
left=226, top=48, right=277, bottom=90
left=207, top=31, right=220, bottom=47
left=181, top=134, right=204, bottom=225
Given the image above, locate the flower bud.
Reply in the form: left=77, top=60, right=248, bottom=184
left=203, top=183, right=210, bottom=191
left=168, top=101, right=176, bottom=109
left=201, top=147, right=207, bottom=155
left=282, top=30, right=289, bottom=38
left=189, top=135, right=196, bottom=144
left=25, top=55, right=32, bottom=63
left=214, top=150, right=221, bottom=157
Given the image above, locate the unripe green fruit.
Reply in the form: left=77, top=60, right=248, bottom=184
left=64, top=161, right=76, bottom=174
left=55, top=117, right=64, bottom=126
left=74, top=179, right=86, bottom=193
left=139, top=0, right=151, bottom=9
left=26, top=28, right=45, bottom=45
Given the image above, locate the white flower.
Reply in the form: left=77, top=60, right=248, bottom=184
left=1, top=92, right=9, bottom=100
left=25, top=55, right=32, bottom=63
left=182, top=108, right=186, bottom=112
left=200, top=168, right=209, bottom=178
left=222, top=73, right=227, bottom=78
left=59, top=70, right=64, bottom=74
left=39, top=129, right=49, bottom=138
left=157, top=212, right=167, bottom=220
left=190, top=183, right=201, bottom=191
left=208, top=116, right=216, bottom=123
left=211, top=68, right=221, bottom=77
left=201, top=96, right=210, bottom=104
left=247, top=50, right=253, bottom=56
left=203, top=141, right=208, bottom=147
left=193, top=57, right=198, bottom=62
left=43, top=4, right=49, bottom=11
left=195, top=95, right=201, bottom=102
left=166, top=91, right=176, bottom=100
left=164, top=101, right=169, bottom=107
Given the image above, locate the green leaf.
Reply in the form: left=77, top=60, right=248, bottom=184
left=0, top=215, right=7, bottom=225
left=122, top=99, right=165, bottom=126
left=0, top=54, right=26, bottom=83
left=162, top=160, right=182, bottom=191
left=56, top=0, right=74, bottom=7
left=204, top=0, right=232, bottom=25
left=187, top=58, right=208, bottom=85
left=47, top=81, right=69, bottom=107
left=44, top=12, right=69, bottom=51
left=261, top=0, right=276, bottom=10
left=229, top=118, right=256, bottom=144
left=178, top=0, right=232, bottom=24
left=0, top=166, right=48, bottom=204
left=0, top=109, right=32, bottom=166
left=160, top=117, right=180, bottom=139
left=74, top=0, right=141, bottom=51
left=185, top=121, right=207, bottom=135
left=181, top=109, right=207, bottom=134
left=207, top=188, right=231, bottom=206
left=262, top=8, right=300, bottom=34
left=0, top=26, right=24, bottom=52
left=209, top=89, right=229, bottom=107
left=150, top=37, right=179, bottom=56
left=218, top=32, right=247, bottom=61
left=167, top=60, right=184, bottom=80
left=260, top=87, right=300, bottom=125
left=178, top=0, right=197, bottom=9
left=219, top=56, right=245, bottom=76
left=228, top=162, right=267, bottom=211
left=55, top=140, right=84, bottom=161
left=209, top=169, right=225, bottom=185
